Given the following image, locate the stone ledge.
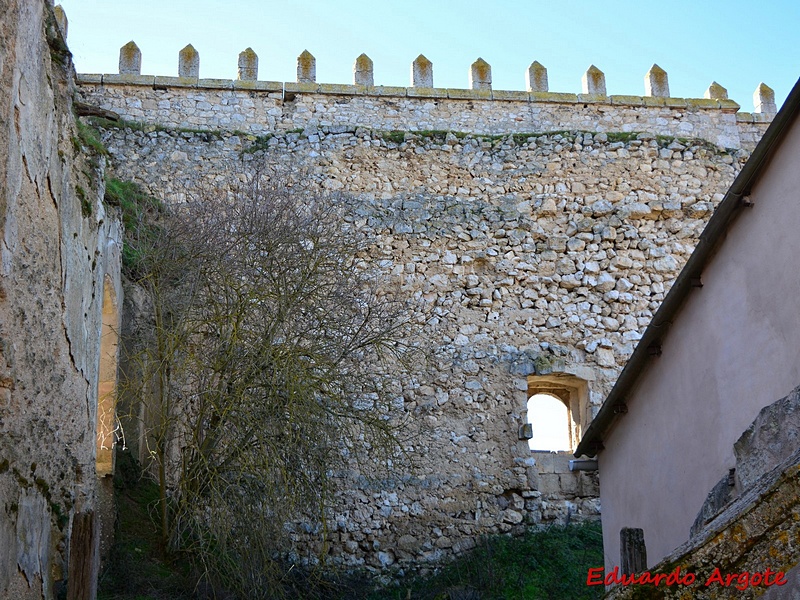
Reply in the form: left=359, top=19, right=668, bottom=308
left=610, top=95, right=645, bottom=106
left=491, top=90, right=530, bottom=102
left=317, top=83, right=363, bottom=95
left=232, top=80, right=283, bottom=92
left=686, top=98, right=721, bottom=109
left=642, top=96, right=666, bottom=107
left=664, top=97, right=689, bottom=108
left=447, top=88, right=491, bottom=100
left=365, top=85, right=407, bottom=97
left=284, top=82, right=319, bottom=94
left=577, top=93, right=608, bottom=104
left=719, top=99, right=741, bottom=112
left=406, top=87, right=446, bottom=99
left=153, top=75, right=198, bottom=88
left=103, top=74, right=156, bottom=86
left=197, top=78, right=234, bottom=90
left=530, top=91, right=579, bottom=104
left=76, top=73, right=103, bottom=84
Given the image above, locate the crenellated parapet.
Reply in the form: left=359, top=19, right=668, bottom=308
left=66, top=4, right=774, bottom=151
left=91, top=40, right=777, bottom=115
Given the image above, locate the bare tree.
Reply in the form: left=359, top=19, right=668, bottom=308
left=117, top=166, right=420, bottom=597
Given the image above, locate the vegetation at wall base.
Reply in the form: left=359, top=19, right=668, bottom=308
left=373, top=521, right=604, bottom=600
left=98, top=450, right=195, bottom=600
left=100, top=477, right=602, bottom=600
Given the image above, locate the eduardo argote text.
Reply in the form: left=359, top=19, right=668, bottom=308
left=587, top=565, right=787, bottom=591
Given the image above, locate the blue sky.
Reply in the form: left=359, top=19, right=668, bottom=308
left=59, top=1, right=799, bottom=110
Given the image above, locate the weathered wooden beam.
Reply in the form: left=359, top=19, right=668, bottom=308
left=620, top=527, right=647, bottom=575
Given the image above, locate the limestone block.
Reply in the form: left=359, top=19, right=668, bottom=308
left=232, top=79, right=282, bottom=92
left=558, top=473, right=580, bottom=496
left=368, top=85, right=407, bottom=97
left=704, top=81, right=728, bottom=100
left=318, top=83, right=361, bottom=95
left=54, top=4, right=68, bottom=39
left=407, top=86, right=446, bottom=98
left=537, top=473, right=562, bottom=496
left=283, top=81, right=319, bottom=94
left=447, top=88, right=490, bottom=100
left=664, top=97, right=688, bottom=108
left=411, top=55, right=433, bottom=88
left=531, top=91, right=578, bottom=104
left=642, top=96, right=666, bottom=107
left=154, top=75, right=196, bottom=88
left=582, top=65, right=606, bottom=96
left=353, top=53, right=374, bottom=87
left=526, top=61, right=548, bottom=92
left=577, top=93, right=606, bottom=104
left=753, top=82, right=777, bottom=114
left=197, top=78, right=234, bottom=90
left=610, top=95, right=644, bottom=106
left=297, top=50, right=316, bottom=83
left=76, top=73, right=102, bottom=84
left=491, top=90, right=529, bottom=101
left=718, top=99, right=741, bottom=112
left=469, top=58, right=492, bottom=91
left=238, top=48, right=258, bottom=81
left=119, top=41, right=141, bottom=75
left=178, top=44, right=199, bottom=79
left=735, top=385, right=800, bottom=490
left=102, top=74, right=154, bottom=86
left=644, top=64, right=669, bottom=97
left=502, top=508, right=524, bottom=524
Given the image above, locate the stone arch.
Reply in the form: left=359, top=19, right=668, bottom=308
left=96, top=274, right=120, bottom=476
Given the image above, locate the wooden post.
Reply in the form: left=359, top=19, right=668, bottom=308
left=67, top=511, right=99, bottom=600
left=620, top=527, right=647, bottom=575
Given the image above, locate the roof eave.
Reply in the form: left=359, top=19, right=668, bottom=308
left=575, top=78, right=800, bottom=458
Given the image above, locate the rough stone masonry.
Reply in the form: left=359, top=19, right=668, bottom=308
left=77, top=41, right=775, bottom=573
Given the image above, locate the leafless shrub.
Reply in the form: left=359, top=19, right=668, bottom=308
left=120, top=164, right=423, bottom=597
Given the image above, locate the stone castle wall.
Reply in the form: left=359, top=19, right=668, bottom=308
left=73, top=33, right=777, bottom=574
left=95, top=120, right=745, bottom=571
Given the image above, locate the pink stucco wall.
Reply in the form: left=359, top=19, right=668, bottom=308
left=599, top=112, right=800, bottom=572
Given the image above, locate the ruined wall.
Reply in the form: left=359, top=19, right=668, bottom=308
left=0, top=2, right=121, bottom=598
left=96, top=121, right=744, bottom=570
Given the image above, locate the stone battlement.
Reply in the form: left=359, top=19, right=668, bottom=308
left=71, top=28, right=776, bottom=151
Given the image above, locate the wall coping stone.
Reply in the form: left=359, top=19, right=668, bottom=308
left=77, top=74, right=766, bottom=116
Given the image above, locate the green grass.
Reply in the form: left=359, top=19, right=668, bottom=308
left=372, top=522, right=604, bottom=600
left=606, top=131, right=641, bottom=143
left=103, top=178, right=164, bottom=277
left=75, top=120, right=109, bottom=157
left=241, top=133, right=274, bottom=155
